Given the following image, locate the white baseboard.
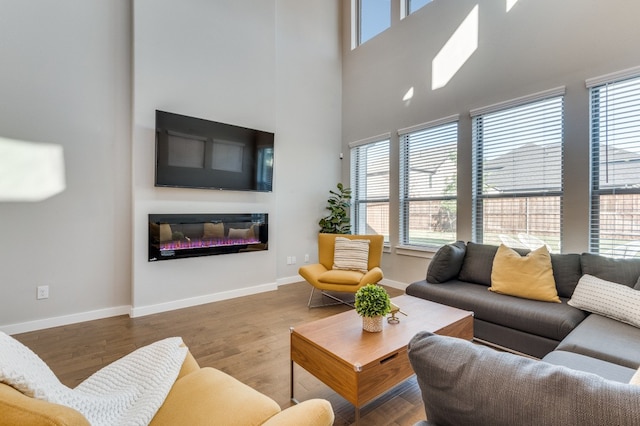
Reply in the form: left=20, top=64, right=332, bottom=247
left=1, top=305, right=131, bottom=336
left=277, top=275, right=304, bottom=286
left=381, top=278, right=408, bottom=290
left=130, top=282, right=278, bottom=318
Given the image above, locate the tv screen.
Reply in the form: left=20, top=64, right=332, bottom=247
left=155, top=110, right=274, bottom=192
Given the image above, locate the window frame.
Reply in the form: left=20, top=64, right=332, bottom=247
left=587, top=67, right=640, bottom=257
left=470, top=87, right=566, bottom=251
left=399, top=116, right=459, bottom=249
left=350, top=134, right=391, bottom=243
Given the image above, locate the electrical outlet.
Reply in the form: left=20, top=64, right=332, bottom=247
left=286, top=256, right=292, bottom=265
left=37, top=285, right=49, bottom=300
left=291, top=256, right=296, bottom=264
left=304, top=254, right=310, bottom=263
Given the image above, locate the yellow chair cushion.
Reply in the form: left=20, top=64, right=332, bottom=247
left=318, top=269, right=363, bottom=285
left=489, top=244, right=560, bottom=303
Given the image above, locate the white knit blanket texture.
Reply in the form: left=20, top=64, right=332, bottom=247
left=0, top=332, right=187, bottom=426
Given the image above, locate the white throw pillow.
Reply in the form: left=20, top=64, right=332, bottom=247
left=630, top=367, right=640, bottom=385
left=332, top=237, right=370, bottom=273
left=568, top=274, right=640, bottom=328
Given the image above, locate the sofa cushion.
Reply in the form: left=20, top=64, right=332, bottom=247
left=457, top=242, right=499, bottom=285
left=580, top=252, right=640, bottom=288
left=408, top=331, right=640, bottom=426
left=489, top=244, right=560, bottom=303
left=542, top=350, right=636, bottom=383
left=556, top=314, right=640, bottom=369
left=550, top=253, right=582, bottom=298
left=458, top=242, right=529, bottom=286
left=426, top=241, right=466, bottom=283
left=405, top=280, right=586, bottom=341
left=568, top=274, right=640, bottom=328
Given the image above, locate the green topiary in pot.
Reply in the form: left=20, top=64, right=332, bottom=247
left=355, top=284, right=391, bottom=318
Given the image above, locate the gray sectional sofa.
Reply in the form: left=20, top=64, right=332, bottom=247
left=405, top=241, right=640, bottom=425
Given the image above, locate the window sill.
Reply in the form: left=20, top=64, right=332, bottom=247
left=395, top=245, right=439, bottom=259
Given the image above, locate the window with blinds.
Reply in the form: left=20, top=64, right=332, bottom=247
left=471, top=91, right=564, bottom=252
left=589, top=73, right=640, bottom=258
left=400, top=119, right=458, bottom=247
left=350, top=138, right=390, bottom=242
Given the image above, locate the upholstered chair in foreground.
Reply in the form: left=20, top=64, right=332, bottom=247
left=299, top=233, right=384, bottom=307
left=0, top=333, right=334, bottom=426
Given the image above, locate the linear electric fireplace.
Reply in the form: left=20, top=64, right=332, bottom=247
left=148, top=213, right=268, bottom=261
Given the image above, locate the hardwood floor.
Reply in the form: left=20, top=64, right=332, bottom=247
left=13, top=282, right=426, bottom=425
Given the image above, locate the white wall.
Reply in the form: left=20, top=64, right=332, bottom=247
left=0, top=1, right=132, bottom=333
left=131, top=0, right=342, bottom=314
left=342, top=0, right=640, bottom=285
left=0, top=0, right=342, bottom=332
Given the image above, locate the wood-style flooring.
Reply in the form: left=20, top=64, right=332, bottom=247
left=13, top=282, right=426, bottom=425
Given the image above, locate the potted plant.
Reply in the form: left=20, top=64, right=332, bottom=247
left=318, top=183, right=352, bottom=234
left=355, top=284, right=391, bottom=332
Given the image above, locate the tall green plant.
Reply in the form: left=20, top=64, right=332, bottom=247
left=319, top=183, right=352, bottom=234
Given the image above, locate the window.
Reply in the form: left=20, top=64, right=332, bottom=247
left=407, top=0, right=432, bottom=15
left=400, top=118, right=458, bottom=247
left=589, top=72, right=640, bottom=258
left=471, top=89, right=564, bottom=252
left=358, top=0, right=391, bottom=45
left=351, top=137, right=390, bottom=242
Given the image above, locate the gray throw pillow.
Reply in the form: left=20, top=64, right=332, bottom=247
left=550, top=253, right=582, bottom=298
left=457, top=242, right=499, bottom=286
left=426, top=241, right=466, bottom=283
left=408, top=331, right=640, bottom=426
left=581, top=253, right=640, bottom=288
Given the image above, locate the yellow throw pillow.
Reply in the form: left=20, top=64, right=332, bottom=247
left=489, top=244, right=560, bottom=303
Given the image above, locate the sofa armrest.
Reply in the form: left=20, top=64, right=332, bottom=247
left=261, top=399, right=334, bottom=426
left=0, top=383, right=90, bottom=426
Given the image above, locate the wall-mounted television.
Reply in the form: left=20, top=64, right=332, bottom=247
left=155, top=110, right=274, bottom=192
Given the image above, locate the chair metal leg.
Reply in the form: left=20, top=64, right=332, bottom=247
left=307, top=287, right=355, bottom=309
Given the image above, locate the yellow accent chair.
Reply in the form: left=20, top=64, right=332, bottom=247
left=299, top=233, right=384, bottom=307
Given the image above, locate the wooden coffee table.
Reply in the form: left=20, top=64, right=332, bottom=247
left=290, top=294, right=473, bottom=423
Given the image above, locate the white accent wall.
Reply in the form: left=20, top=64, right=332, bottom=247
left=341, top=0, right=640, bottom=284
left=0, top=0, right=342, bottom=332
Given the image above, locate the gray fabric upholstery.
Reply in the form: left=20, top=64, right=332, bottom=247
left=408, top=332, right=640, bottom=426
left=405, top=280, right=586, bottom=341
left=580, top=252, right=640, bottom=288
left=557, top=314, right=640, bottom=369
left=474, top=319, right=560, bottom=358
left=457, top=242, right=498, bottom=285
left=543, top=350, right=636, bottom=383
left=550, top=253, right=582, bottom=298
left=426, top=241, right=466, bottom=283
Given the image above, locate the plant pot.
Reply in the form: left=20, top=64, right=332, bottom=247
left=362, top=315, right=384, bottom=333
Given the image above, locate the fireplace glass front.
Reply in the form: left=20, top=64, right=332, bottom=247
left=148, top=213, right=268, bottom=261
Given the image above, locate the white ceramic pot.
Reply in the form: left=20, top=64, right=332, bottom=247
left=362, top=315, right=383, bottom=332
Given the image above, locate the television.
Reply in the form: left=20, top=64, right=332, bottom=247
left=155, top=110, right=274, bottom=192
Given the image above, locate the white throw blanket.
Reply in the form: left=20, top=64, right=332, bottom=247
left=0, top=331, right=187, bottom=426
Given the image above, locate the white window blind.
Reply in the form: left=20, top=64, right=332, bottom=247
left=351, top=139, right=390, bottom=242
left=589, top=74, right=640, bottom=258
left=472, top=94, right=564, bottom=252
left=400, top=120, right=458, bottom=247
